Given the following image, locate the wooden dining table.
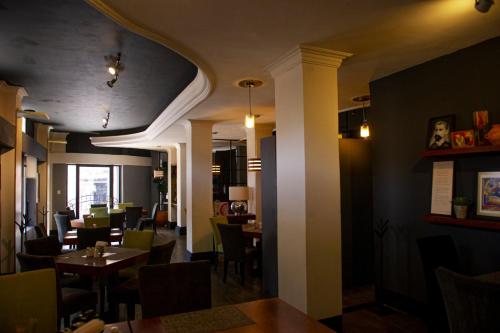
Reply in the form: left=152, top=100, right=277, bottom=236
left=55, top=247, right=149, bottom=316
left=242, top=223, right=262, bottom=239
left=63, top=228, right=124, bottom=246
left=103, top=298, right=336, bottom=333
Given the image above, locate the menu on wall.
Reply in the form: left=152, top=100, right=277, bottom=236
left=431, top=161, right=454, bottom=215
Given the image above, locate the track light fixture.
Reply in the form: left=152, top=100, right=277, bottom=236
left=102, top=112, right=110, bottom=129
left=106, top=53, right=122, bottom=88
left=475, top=0, right=494, bottom=12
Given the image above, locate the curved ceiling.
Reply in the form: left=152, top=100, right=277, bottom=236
left=0, top=0, right=197, bottom=133
left=89, top=0, right=500, bottom=148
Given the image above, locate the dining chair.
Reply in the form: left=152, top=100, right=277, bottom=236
left=125, top=206, right=143, bottom=230
left=109, top=240, right=176, bottom=320
left=16, top=253, right=97, bottom=328
left=77, top=227, right=111, bottom=250
left=209, top=216, right=228, bottom=270
left=0, top=268, right=58, bottom=333
left=138, top=261, right=211, bottom=318
left=34, top=223, right=47, bottom=238
left=89, top=206, right=109, bottom=218
left=138, top=202, right=158, bottom=233
left=54, top=213, right=71, bottom=244
left=217, top=223, right=257, bottom=285
left=110, top=212, right=126, bottom=230
left=118, top=202, right=134, bottom=210
left=436, top=267, right=500, bottom=333
left=123, top=230, right=154, bottom=251
left=417, top=235, right=461, bottom=332
left=84, top=216, right=110, bottom=228
left=25, top=236, right=62, bottom=256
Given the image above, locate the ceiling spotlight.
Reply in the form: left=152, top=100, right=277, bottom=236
left=107, top=53, right=121, bottom=75
left=106, top=76, right=117, bottom=88
left=102, top=112, right=110, bottom=129
left=475, top=0, right=494, bottom=12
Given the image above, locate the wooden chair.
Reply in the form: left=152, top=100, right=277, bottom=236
left=109, top=240, right=176, bottom=320
left=110, top=212, right=126, bottom=231
left=138, top=261, right=211, bottom=318
left=77, top=227, right=111, bottom=250
left=0, top=269, right=58, bottom=333
left=436, top=267, right=500, bottom=333
left=125, top=206, right=143, bottom=230
left=25, top=236, right=62, bottom=256
left=138, top=203, right=159, bottom=233
left=89, top=206, right=109, bottom=218
left=217, top=223, right=257, bottom=285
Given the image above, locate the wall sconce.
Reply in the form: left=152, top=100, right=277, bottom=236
left=102, top=112, right=110, bottom=129
left=247, top=158, right=262, bottom=172
left=212, top=164, right=221, bottom=175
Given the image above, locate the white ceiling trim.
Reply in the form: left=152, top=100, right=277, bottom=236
left=90, top=69, right=210, bottom=147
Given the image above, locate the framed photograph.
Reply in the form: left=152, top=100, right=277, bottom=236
left=477, top=172, right=500, bottom=218
left=451, top=130, right=475, bottom=149
left=427, top=115, right=455, bottom=150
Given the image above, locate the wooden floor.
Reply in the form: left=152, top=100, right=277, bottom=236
left=119, top=227, right=427, bottom=332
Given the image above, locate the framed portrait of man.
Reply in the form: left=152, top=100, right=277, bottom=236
left=427, top=115, right=455, bottom=150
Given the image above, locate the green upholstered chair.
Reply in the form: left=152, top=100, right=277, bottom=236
left=123, top=230, right=154, bottom=251
left=209, top=216, right=228, bottom=270
left=118, top=202, right=134, bottom=210
left=109, top=208, right=124, bottom=214
left=84, top=216, right=110, bottom=228
left=0, top=269, right=58, bottom=333
left=89, top=207, right=109, bottom=218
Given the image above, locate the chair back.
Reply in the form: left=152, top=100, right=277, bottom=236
left=34, top=223, right=47, bottom=238
left=25, top=236, right=62, bottom=256
left=436, top=267, right=500, bottom=333
left=90, top=203, right=107, bottom=208
left=89, top=206, right=109, bottom=218
left=84, top=216, right=110, bottom=228
left=54, top=213, right=70, bottom=243
left=109, top=208, right=124, bottom=214
left=139, top=261, right=211, bottom=318
left=417, top=235, right=460, bottom=330
left=17, top=252, right=57, bottom=272
left=217, top=223, right=245, bottom=261
left=118, top=202, right=134, bottom=210
left=77, top=227, right=111, bottom=250
left=110, top=212, right=126, bottom=230
left=0, top=269, right=58, bottom=333
left=123, top=230, right=154, bottom=251
left=147, top=240, right=176, bottom=265
left=151, top=202, right=159, bottom=220
left=209, top=216, right=228, bottom=253
left=125, top=206, right=143, bottom=229
left=56, top=209, right=76, bottom=221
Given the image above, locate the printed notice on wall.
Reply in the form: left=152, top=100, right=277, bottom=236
left=431, top=161, right=454, bottom=215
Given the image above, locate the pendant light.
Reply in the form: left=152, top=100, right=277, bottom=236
left=352, top=95, right=371, bottom=139
left=238, top=79, right=263, bottom=129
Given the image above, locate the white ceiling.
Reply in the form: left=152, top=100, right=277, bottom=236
left=91, top=0, right=500, bottom=148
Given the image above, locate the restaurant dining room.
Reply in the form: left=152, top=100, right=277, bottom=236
left=1, top=0, right=500, bottom=332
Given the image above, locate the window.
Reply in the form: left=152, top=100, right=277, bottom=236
left=67, top=165, right=121, bottom=218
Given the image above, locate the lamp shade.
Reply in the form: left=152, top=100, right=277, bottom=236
left=229, top=186, right=249, bottom=201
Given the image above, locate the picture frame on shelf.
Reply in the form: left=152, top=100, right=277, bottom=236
left=477, top=171, right=500, bottom=218
left=451, top=130, right=475, bottom=149
left=427, top=115, right=455, bottom=150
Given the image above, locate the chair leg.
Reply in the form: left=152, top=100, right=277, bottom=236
left=126, top=303, right=135, bottom=320
left=223, top=260, right=228, bottom=283
left=240, top=261, right=245, bottom=286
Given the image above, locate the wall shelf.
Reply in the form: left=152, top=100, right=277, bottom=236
left=420, top=145, right=500, bottom=158
left=423, top=214, right=500, bottom=231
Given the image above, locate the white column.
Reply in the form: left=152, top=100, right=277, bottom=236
left=246, top=124, right=274, bottom=223
left=186, top=120, right=213, bottom=256
left=268, top=45, right=351, bottom=319
left=176, top=143, right=187, bottom=231
left=167, top=146, right=177, bottom=225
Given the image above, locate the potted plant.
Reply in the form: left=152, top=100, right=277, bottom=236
left=453, top=196, right=472, bottom=219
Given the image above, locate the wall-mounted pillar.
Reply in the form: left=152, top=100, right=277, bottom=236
left=268, top=45, right=351, bottom=321
left=176, top=142, right=187, bottom=235
left=246, top=124, right=274, bottom=223
left=0, top=81, right=26, bottom=273
left=35, top=123, right=50, bottom=226
left=186, top=120, right=213, bottom=259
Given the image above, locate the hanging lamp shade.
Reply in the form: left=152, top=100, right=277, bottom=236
left=238, top=79, right=263, bottom=129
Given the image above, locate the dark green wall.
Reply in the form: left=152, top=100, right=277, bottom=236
left=370, top=36, right=500, bottom=304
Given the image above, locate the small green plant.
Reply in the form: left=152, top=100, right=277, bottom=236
left=453, top=196, right=472, bottom=206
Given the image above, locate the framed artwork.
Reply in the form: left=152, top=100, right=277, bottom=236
left=427, top=115, right=455, bottom=150
left=477, top=172, right=500, bottom=218
left=451, top=130, right=475, bottom=149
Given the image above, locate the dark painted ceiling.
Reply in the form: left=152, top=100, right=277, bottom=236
left=0, top=0, right=197, bottom=134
